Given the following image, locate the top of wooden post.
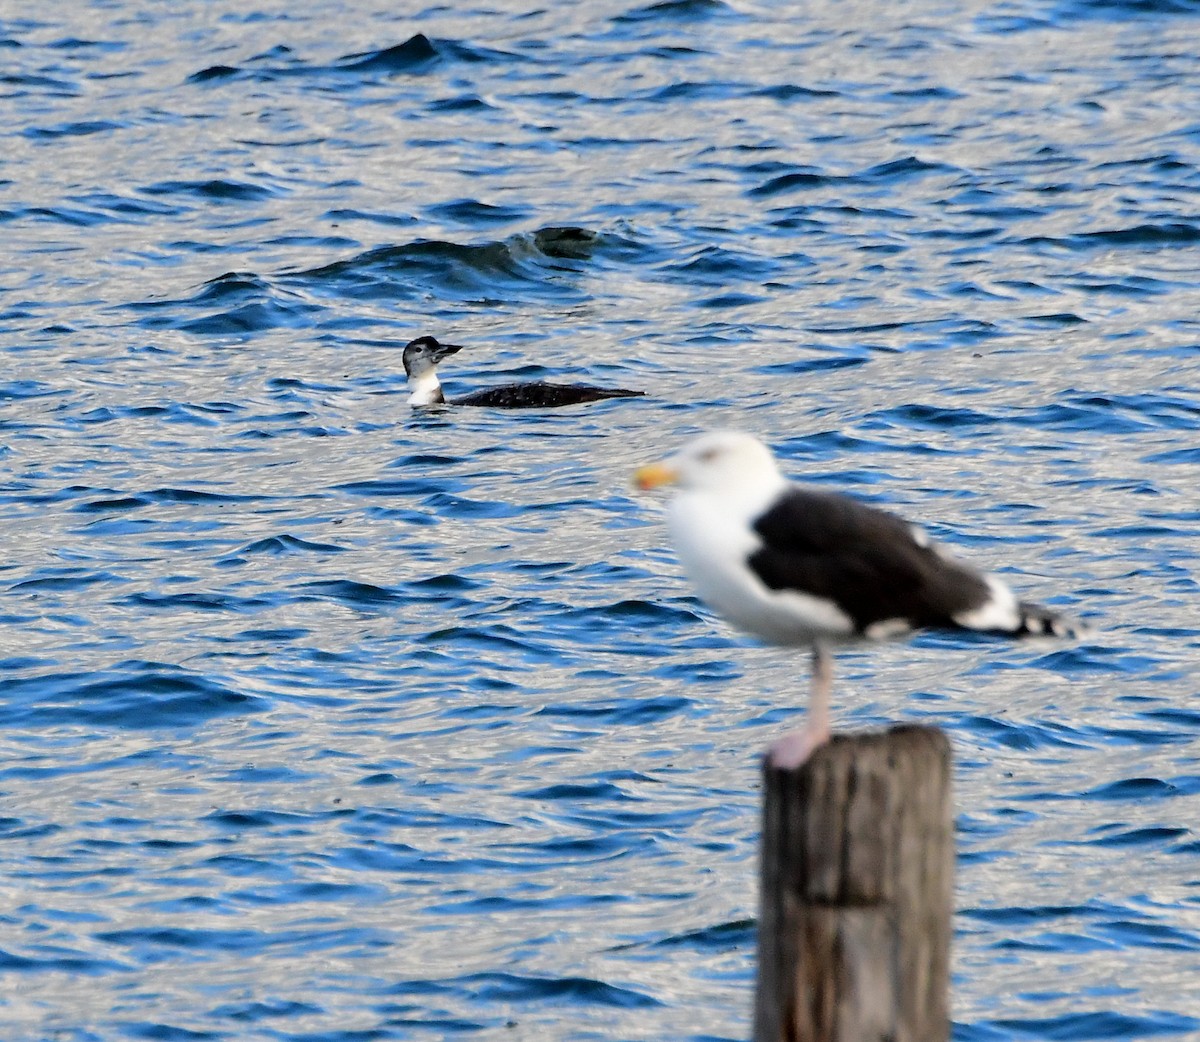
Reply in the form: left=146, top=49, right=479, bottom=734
left=755, top=725, right=953, bottom=1042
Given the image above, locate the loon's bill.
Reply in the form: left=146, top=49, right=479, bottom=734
left=402, top=335, right=644, bottom=409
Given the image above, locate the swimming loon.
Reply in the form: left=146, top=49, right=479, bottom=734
left=402, top=336, right=645, bottom=408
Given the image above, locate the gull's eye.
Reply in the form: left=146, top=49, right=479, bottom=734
left=698, top=448, right=720, bottom=463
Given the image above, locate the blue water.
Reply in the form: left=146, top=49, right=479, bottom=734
left=3, top=1, right=1200, bottom=1039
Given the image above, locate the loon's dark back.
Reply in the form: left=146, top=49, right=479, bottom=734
left=451, top=383, right=645, bottom=408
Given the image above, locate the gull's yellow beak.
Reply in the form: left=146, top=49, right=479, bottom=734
left=634, top=461, right=678, bottom=491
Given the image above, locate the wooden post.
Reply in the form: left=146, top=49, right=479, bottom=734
left=753, top=726, right=953, bottom=1042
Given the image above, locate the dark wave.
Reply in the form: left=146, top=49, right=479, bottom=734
left=283, top=229, right=610, bottom=304
left=1013, top=222, right=1200, bottom=251
left=427, top=199, right=529, bottom=227
left=749, top=169, right=839, bottom=197
left=333, top=478, right=447, bottom=498
left=334, top=34, right=440, bottom=73
left=641, top=80, right=743, bottom=103
left=22, top=119, right=124, bottom=140
left=96, top=925, right=265, bottom=953
left=977, top=1011, right=1200, bottom=1039
left=430, top=93, right=496, bottom=113
left=75, top=402, right=235, bottom=427
left=449, top=971, right=663, bottom=1008
left=120, top=591, right=273, bottom=612
left=323, top=207, right=418, bottom=228
left=1143, top=446, right=1200, bottom=464
left=750, top=156, right=957, bottom=197
left=188, top=64, right=239, bottom=82
left=953, top=714, right=1091, bottom=751
left=517, top=780, right=634, bottom=802
left=0, top=72, right=78, bottom=95
left=962, top=901, right=1121, bottom=926
left=0, top=379, right=66, bottom=402
left=294, top=579, right=407, bottom=607
left=420, top=624, right=561, bottom=660
left=74, top=486, right=261, bottom=513
left=188, top=33, right=520, bottom=85
left=1053, top=0, right=1200, bottom=19
left=1080, top=777, right=1183, bottom=800
left=861, top=402, right=998, bottom=432
left=141, top=178, right=277, bottom=202
left=751, top=84, right=840, bottom=101
left=660, top=244, right=780, bottom=283
left=755, top=356, right=869, bottom=376
left=1086, top=826, right=1189, bottom=848
left=614, top=0, right=736, bottom=23
left=536, top=695, right=694, bottom=724
left=10, top=568, right=124, bottom=593
left=233, top=534, right=347, bottom=556
left=1, top=664, right=261, bottom=729
left=644, top=919, right=755, bottom=950
left=12, top=204, right=115, bottom=227
left=0, top=948, right=130, bottom=974
left=208, top=999, right=321, bottom=1022
left=125, top=270, right=319, bottom=334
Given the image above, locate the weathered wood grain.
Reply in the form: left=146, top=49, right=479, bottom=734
left=753, top=726, right=953, bottom=1042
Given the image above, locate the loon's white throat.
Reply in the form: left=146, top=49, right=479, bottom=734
left=407, top=368, right=445, bottom=406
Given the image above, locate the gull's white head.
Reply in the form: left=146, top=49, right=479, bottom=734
left=635, top=430, right=786, bottom=500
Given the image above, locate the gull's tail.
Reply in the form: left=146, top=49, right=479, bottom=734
left=1014, top=601, right=1088, bottom=639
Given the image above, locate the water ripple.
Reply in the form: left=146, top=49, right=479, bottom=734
left=2, top=2, right=1199, bottom=1040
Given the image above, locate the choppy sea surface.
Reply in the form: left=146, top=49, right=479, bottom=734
left=3, top=1, right=1200, bottom=1039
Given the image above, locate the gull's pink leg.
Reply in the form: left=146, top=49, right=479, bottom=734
left=767, top=642, right=833, bottom=769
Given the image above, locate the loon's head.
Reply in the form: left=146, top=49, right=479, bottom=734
left=402, top=335, right=463, bottom=405
left=402, top=335, right=463, bottom=378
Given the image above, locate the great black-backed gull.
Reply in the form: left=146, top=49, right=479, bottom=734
left=635, top=430, right=1083, bottom=767
left=402, top=336, right=645, bottom=408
